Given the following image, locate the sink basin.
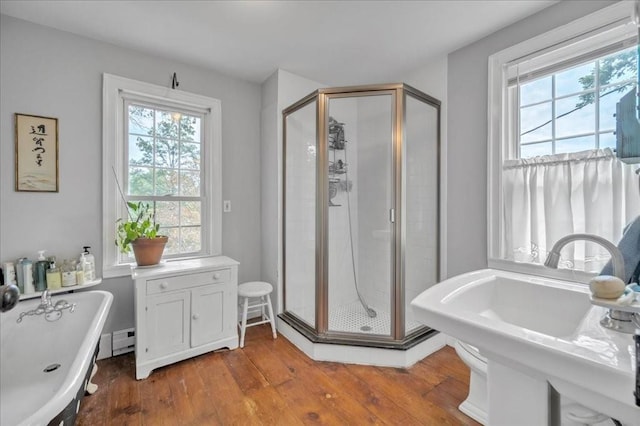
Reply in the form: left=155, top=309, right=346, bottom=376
left=441, top=273, right=592, bottom=338
left=411, top=269, right=638, bottom=424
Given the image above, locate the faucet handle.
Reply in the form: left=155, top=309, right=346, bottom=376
left=40, top=289, right=51, bottom=306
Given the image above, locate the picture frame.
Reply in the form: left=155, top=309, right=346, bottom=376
left=15, top=113, right=59, bottom=192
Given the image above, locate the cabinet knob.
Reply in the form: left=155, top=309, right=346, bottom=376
left=192, top=313, right=200, bottom=320
left=213, top=273, right=221, bottom=280
left=160, top=282, right=168, bottom=289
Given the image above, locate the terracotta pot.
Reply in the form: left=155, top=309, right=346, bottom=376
left=131, top=236, right=168, bottom=266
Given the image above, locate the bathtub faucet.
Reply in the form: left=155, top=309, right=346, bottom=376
left=17, top=290, right=76, bottom=323
left=0, top=284, right=20, bottom=312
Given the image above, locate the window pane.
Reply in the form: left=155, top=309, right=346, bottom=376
left=128, top=105, right=154, bottom=136
left=180, top=142, right=200, bottom=170
left=520, top=76, right=551, bottom=106
left=180, top=227, right=201, bottom=253
left=155, top=201, right=179, bottom=227
left=555, top=62, right=595, bottom=97
left=129, top=135, right=153, bottom=166
left=555, top=95, right=595, bottom=138
left=160, top=227, right=180, bottom=255
left=128, top=167, right=153, bottom=196
left=599, top=132, right=616, bottom=150
left=180, top=115, right=201, bottom=142
left=520, top=141, right=552, bottom=158
left=520, top=102, right=552, bottom=143
left=155, top=169, right=178, bottom=196
left=599, top=47, right=637, bottom=86
left=181, top=201, right=201, bottom=226
left=556, top=135, right=595, bottom=153
left=156, top=111, right=179, bottom=139
left=155, top=138, right=179, bottom=168
left=180, top=171, right=200, bottom=196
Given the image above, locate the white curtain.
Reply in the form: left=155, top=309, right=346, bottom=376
left=502, top=149, right=640, bottom=272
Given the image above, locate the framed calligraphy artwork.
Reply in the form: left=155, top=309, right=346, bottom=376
left=15, top=113, right=59, bottom=192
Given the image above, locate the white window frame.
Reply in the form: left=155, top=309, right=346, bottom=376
left=103, top=74, right=222, bottom=278
left=487, top=1, right=638, bottom=282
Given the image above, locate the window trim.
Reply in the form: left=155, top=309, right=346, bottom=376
left=103, top=73, right=222, bottom=278
left=487, top=1, right=636, bottom=282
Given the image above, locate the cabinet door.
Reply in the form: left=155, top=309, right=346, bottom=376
left=147, top=291, right=190, bottom=358
left=191, top=284, right=227, bottom=347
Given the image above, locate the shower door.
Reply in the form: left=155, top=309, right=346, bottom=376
left=323, top=92, right=395, bottom=337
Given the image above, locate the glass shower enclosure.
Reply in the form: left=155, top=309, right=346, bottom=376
left=283, top=84, right=440, bottom=347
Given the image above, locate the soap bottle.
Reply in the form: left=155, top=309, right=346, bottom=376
left=46, top=257, right=62, bottom=290
left=82, top=246, right=96, bottom=282
left=62, top=259, right=77, bottom=287
left=22, top=258, right=34, bottom=295
left=34, top=250, right=49, bottom=292
left=15, top=258, right=26, bottom=294
left=76, top=256, right=85, bottom=285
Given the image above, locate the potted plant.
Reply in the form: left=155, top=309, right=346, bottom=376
left=116, top=201, right=168, bottom=266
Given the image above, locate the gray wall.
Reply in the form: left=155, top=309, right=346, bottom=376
left=0, top=15, right=262, bottom=334
left=446, top=0, right=617, bottom=277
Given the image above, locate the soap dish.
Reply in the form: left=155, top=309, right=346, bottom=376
left=590, top=287, right=640, bottom=314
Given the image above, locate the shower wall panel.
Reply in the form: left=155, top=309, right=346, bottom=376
left=284, top=101, right=317, bottom=327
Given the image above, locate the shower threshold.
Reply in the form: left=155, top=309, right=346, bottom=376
left=277, top=312, right=446, bottom=368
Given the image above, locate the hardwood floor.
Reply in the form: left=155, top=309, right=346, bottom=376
left=77, top=325, right=480, bottom=425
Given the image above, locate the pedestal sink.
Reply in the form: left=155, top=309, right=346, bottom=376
left=411, top=269, right=639, bottom=425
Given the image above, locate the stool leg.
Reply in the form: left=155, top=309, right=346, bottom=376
left=240, top=296, right=249, bottom=348
left=266, top=294, right=277, bottom=340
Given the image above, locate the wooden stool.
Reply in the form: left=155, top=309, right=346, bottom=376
left=238, top=281, right=277, bottom=348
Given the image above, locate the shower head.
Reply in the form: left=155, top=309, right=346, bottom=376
left=366, top=307, right=377, bottom=318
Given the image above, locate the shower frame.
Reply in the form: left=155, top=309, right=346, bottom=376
left=282, top=83, right=441, bottom=349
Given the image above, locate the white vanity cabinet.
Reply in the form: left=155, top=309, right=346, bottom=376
left=132, top=257, right=239, bottom=379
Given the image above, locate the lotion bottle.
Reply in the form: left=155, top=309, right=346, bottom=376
left=62, top=259, right=77, bottom=287
left=46, top=257, right=62, bottom=290
left=15, top=258, right=26, bottom=294
left=34, top=250, right=49, bottom=292
left=22, top=259, right=34, bottom=295
left=76, top=253, right=86, bottom=285
left=82, top=246, right=96, bottom=282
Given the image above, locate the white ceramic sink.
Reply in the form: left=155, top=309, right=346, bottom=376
left=441, top=273, right=592, bottom=338
left=411, top=269, right=639, bottom=425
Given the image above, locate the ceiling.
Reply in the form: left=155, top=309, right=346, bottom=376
left=0, top=0, right=558, bottom=85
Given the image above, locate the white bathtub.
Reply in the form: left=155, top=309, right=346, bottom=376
left=1, top=290, right=113, bottom=426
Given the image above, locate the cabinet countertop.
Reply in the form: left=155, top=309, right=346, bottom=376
left=131, top=256, right=239, bottom=280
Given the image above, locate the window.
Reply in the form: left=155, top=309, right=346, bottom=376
left=516, top=46, right=637, bottom=158
left=488, top=2, right=640, bottom=280
left=103, top=74, right=222, bottom=277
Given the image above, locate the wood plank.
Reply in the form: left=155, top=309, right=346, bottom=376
left=242, top=339, right=296, bottom=386
left=245, top=383, right=304, bottom=425
left=222, top=346, right=269, bottom=393
left=138, top=366, right=180, bottom=425
left=346, top=363, right=464, bottom=425
left=316, top=361, right=422, bottom=426
left=424, top=377, right=482, bottom=426
left=420, top=346, right=471, bottom=385
left=194, top=351, right=262, bottom=425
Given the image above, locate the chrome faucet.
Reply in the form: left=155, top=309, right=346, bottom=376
left=16, top=290, right=76, bottom=323
left=544, top=233, right=635, bottom=333
left=544, top=233, right=625, bottom=280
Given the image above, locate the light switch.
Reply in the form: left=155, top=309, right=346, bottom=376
left=223, top=200, right=231, bottom=212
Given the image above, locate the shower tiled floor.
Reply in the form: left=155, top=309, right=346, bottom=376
left=328, top=301, right=422, bottom=335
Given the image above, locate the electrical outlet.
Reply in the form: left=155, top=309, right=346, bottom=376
left=223, top=200, right=231, bottom=212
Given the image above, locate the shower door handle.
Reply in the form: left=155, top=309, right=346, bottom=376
left=389, top=208, right=395, bottom=223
